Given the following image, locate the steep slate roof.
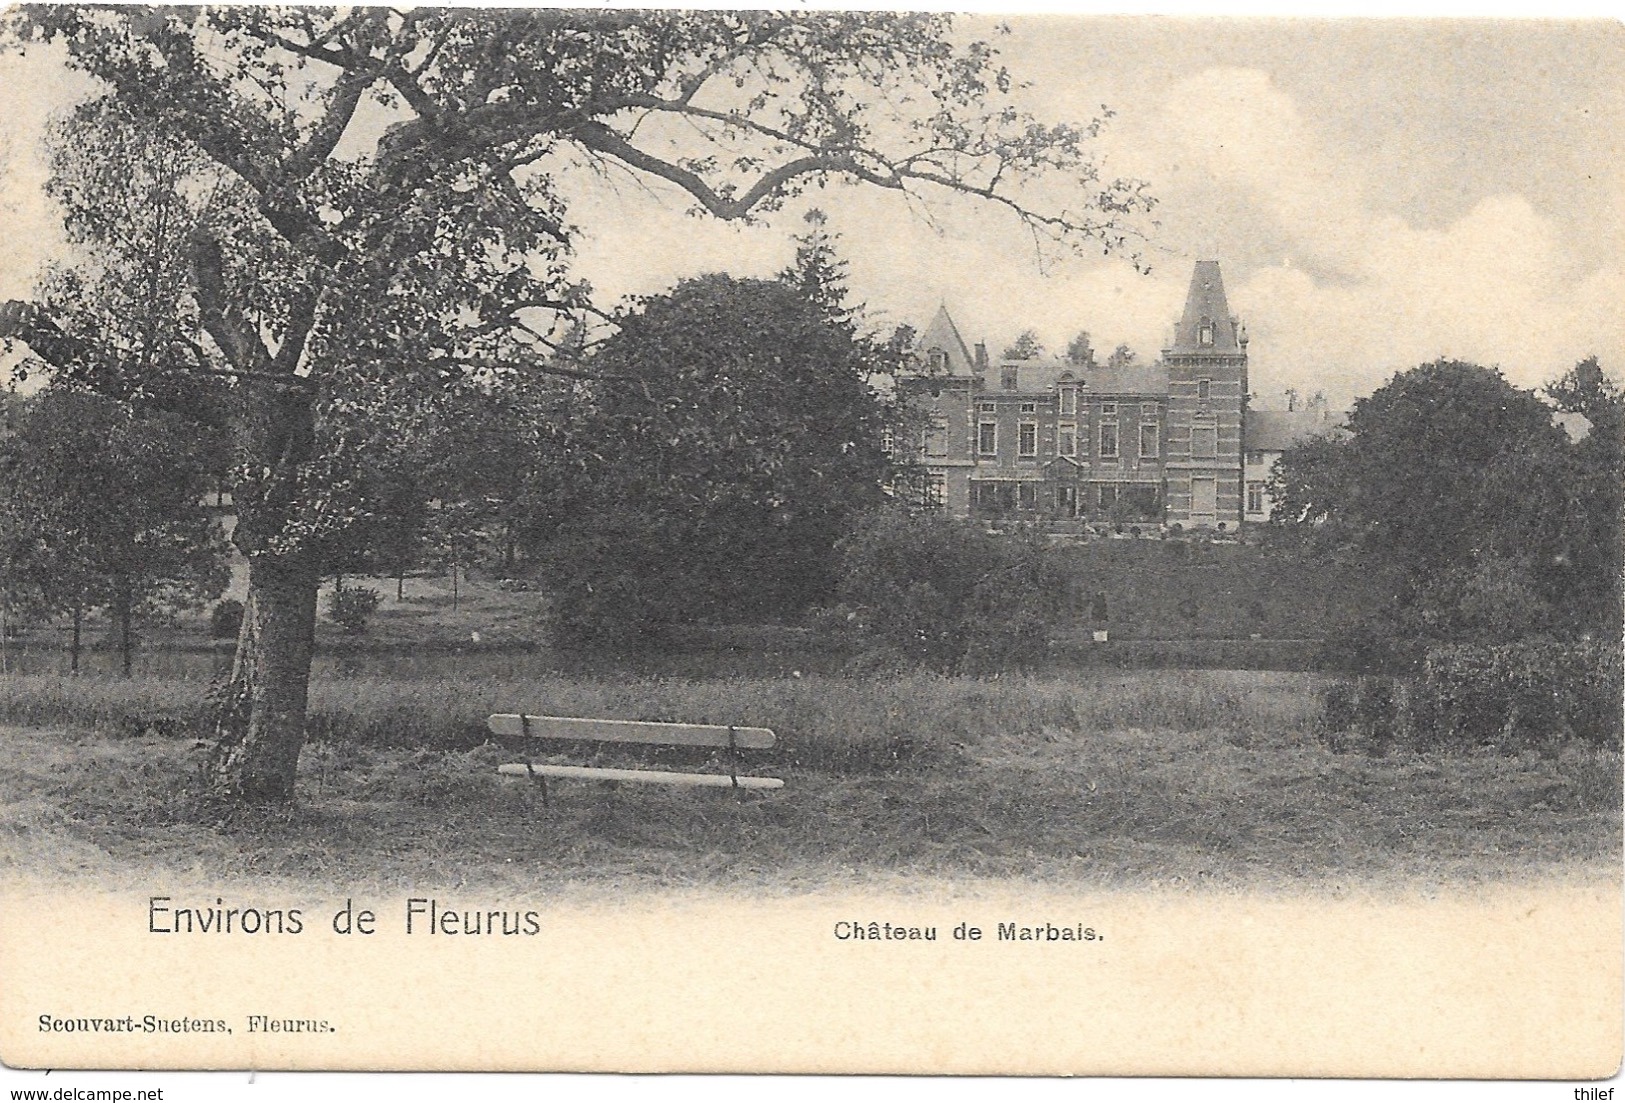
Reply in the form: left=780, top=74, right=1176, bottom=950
left=995, top=357, right=1169, bottom=396
left=917, top=305, right=977, bottom=375
left=1171, top=260, right=1242, bottom=355
left=1246, top=409, right=1340, bottom=451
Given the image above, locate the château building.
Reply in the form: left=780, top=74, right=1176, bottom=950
left=899, top=259, right=1323, bottom=530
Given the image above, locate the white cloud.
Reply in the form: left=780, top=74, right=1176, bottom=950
left=2, top=38, right=1616, bottom=411
left=0, top=50, right=93, bottom=301
left=1163, top=67, right=1624, bottom=405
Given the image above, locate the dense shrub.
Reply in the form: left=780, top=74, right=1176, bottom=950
left=1320, top=638, right=1622, bottom=753
left=209, top=599, right=244, bottom=640
left=830, top=510, right=1075, bottom=672
left=1419, top=638, right=1622, bottom=749
left=326, top=584, right=382, bottom=634
left=828, top=510, right=995, bottom=669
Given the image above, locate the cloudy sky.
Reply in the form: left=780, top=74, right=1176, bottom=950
left=1, top=14, right=1620, bottom=409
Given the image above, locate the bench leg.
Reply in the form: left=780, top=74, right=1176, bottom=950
left=524, top=760, right=551, bottom=810
left=521, top=714, right=549, bottom=810
left=727, top=726, right=743, bottom=802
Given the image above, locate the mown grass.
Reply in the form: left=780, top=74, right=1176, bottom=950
left=0, top=668, right=1617, bottom=894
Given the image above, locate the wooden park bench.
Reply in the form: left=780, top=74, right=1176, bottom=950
left=489, top=713, right=783, bottom=806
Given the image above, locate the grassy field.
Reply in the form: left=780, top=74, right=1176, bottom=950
left=0, top=570, right=1615, bottom=895
left=1, top=667, right=1617, bottom=895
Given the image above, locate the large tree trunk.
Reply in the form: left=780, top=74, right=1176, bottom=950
left=200, top=306, right=320, bottom=802
left=209, top=552, right=319, bottom=802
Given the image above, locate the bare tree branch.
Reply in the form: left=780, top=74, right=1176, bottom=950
left=422, top=354, right=638, bottom=385
left=285, top=67, right=378, bottom=181
left=0, top=300, right=110, bottom=378
left=572, top=121, right=893, bottom=220
left=187, top=232, right=276, bottom=373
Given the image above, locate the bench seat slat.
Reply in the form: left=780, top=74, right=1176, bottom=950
left=497, top=763, right=783, bottom=790
left=488, top=714, right=775, bottom=749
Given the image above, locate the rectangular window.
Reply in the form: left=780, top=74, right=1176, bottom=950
left=1059, top=387, right=1077, bottom=416
left=1099, top=485, right=1118, bottom=509
left=1018, top=421, right=1037, bottom=457
left=1191, top=426, right=1217, bottom=459
left=880, top=426, right=894, bottom=454
left=1197, top=379, right=1211, bottom=401
left=1020, top=402, right=1037, bottom=414
left=1058, top=422, right=1076, bottom=457
left=1246, top=481, right=1265, bottom=514
left=1099, top=422, right=1119, bottom=459
left=922, top=416, right=948, bottom=457
left=1100, top=402, right=1117, bottom=418
left=926, top=473, right=948, bottom=509
left=979, top=401, right=997, bottom=413
left=973, top=481, right=1014, bottom=516
left=1141, top=402, right=1159, bottom=419
left=1018, top=482, right=1038, bottom=510
left=1139, top=423, right=1158, bottom=458
left=978, top=421, right=998, bottom=456
left=1191, top=476, right=1217, bottom=516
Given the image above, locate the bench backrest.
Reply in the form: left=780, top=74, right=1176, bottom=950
left=487, top=714, right=775, bottom=749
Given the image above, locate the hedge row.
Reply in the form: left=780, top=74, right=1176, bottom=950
left=1321, top=638, right=1622, bottom=752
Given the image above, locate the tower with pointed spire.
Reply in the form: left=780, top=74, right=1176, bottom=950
left=895, top=260, right=1250, bottom=529
left=917, top=304, right=978, bottom=376
left=901, top=304, right=984, bottom=511
left=1162, top=260, right=1248, bottom=530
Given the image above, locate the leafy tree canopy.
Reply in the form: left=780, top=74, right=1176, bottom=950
left=0, top=6, right=1154, bottom=801
left=546, top=272, right=901, bottom=643
left=1271, top=358, right=1620, bottom=643
left=779, top=209, right=855, bottom=328
left=0, top=387, right=230, bottom=671
left=1002, top=329, right=1044, bottom=361
left=1107, top=343, right=1136, bottom=370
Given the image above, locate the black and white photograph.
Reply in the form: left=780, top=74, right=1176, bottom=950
left=0, top=4, right=1618, bottom=1093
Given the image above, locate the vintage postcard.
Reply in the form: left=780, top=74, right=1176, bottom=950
left=0, top=6, right=1619, bottom=1088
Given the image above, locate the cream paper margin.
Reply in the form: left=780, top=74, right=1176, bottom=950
left=0, top=3, right=1621, bottom=1084
left=0, top=876, right=1619, bottom=1076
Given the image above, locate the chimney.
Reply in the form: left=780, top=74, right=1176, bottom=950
left=973, top=342, right=989, bottom=373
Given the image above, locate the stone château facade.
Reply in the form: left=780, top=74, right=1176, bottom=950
left=900, top=260, right=1292, bottom=530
